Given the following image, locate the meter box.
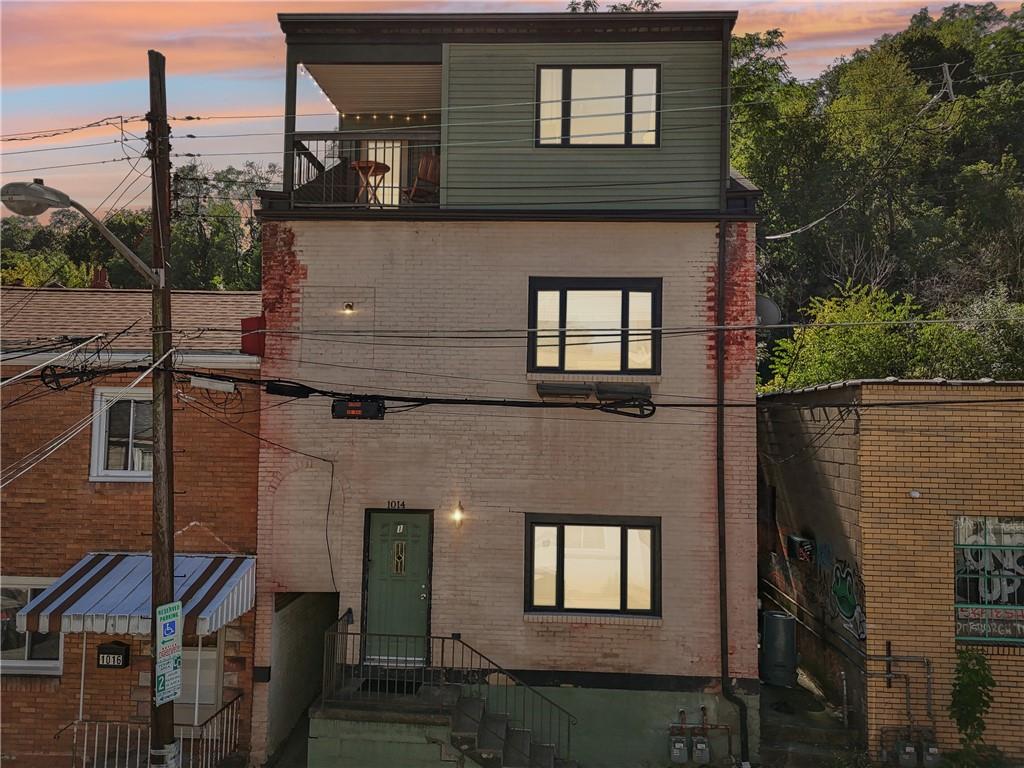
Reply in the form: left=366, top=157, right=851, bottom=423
left=896, top=741, right=918, bottom=768
left=691, top=735, right=711, bottom=765
left=921, top=742, right=941, bottom=767
left=670, top=735, right=690, bottom=764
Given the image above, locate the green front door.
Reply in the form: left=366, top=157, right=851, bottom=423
left=364, top=511, right=431, bottom=663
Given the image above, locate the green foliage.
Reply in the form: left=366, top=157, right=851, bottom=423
left=763, top=283, right=1024, bottom=390
left=0, top=163, right=275, bottom=291
left=0, top=246, right=92, bottom=288
left=945, top=648, right=1000, bottom=768
left=765, top=284, right=919, bottom=389
left=566, top=0, right=659, bottom=11
left=733, top=5, right=1024, bottom=315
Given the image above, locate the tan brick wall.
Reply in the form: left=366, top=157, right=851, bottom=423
left=859, top=384, right=1024, bottom=760
left=0, top=370, right=259, bottom=766
left=251, top=219, right=758, bottom=759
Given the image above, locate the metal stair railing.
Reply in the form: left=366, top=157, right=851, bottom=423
left=322, top=627, right=578, bottom=763
left=54, top=694, right=243, bottom=768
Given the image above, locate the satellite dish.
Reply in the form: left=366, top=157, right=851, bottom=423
left=756, top=295, right=782, bottom=327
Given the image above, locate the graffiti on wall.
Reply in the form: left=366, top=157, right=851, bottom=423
left=830, top=559, right=867, bottom=641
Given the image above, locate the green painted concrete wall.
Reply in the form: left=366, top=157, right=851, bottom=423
left=443, top=42, right=724, bottom=210
left=308, top=715, right=457, bottom=768
left=308, top=688, right=758, bottom=768
left=518, top=687, right=760, bottom=768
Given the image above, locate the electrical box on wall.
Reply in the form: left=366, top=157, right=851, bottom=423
left=691, top=735, right=711, bottom=765
left=896, top=741, right=917, bottom=767
left=670, top=735, right=689, bottom=764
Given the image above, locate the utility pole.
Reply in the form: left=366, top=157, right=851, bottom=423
left=147, top=49, right=176, bottom=767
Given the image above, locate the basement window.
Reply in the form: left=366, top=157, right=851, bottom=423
left=89, top=388, right=153, bottom=482
left=0, top=577, right=62, bottom=676
left=954, top=516, right=1024, bottom=645
left=537, top=65, right=660, bottom=146
left=528, top=277, right=661, bottom=374
left=526, top=515, right=660, bottom=615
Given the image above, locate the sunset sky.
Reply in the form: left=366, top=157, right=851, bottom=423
left=1, top=1, right=1009, bottom=212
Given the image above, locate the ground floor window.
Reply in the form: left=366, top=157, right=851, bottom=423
left=954, top=516, right=1024, bottom=645
left=0, top=577, right=62, bottom=675
left=174, top=631, right=222, bottom=725
left=526, top=515, right=660, bottom=615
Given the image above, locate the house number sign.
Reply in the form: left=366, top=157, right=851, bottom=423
left=387, top=500, right=406, bottom=509
left=97, top=641, right=131, bottom=669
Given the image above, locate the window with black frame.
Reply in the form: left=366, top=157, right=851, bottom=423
left=526, top=516, right=660, bottom=615
left=537, top=65, right=659, bottom=147
left=954, top=515, right=1024, bottom=645
left=528, top=277, right=661, bottom=374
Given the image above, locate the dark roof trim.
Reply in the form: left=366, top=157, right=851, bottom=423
left=255, top=207, right=758, bottom=224
left=759, top=378, right=1024, bottom=398
left=279, top=12, right=737, bottom=44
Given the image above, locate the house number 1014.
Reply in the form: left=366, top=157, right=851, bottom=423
left=387, top=500, right=406, bottom=509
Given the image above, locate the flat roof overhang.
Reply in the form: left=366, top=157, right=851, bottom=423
left=280, top=11, right=737, bottom=47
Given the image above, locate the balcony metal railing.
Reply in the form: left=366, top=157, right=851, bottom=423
left=55, top=694, right=243, bottom=768
left=291, top=131, right=441, bottom=208
left=322, top=628, right=577, bottom=763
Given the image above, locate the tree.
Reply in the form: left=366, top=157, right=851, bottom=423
left=947, top=648, right=998, bottom=767
left=762, top=283, right=1024, bottom=390
left=0, top=163, right=277, bottom=291
left=566, top=0, right=659, bottom=12
left=763, top=284, right=919, bottom=390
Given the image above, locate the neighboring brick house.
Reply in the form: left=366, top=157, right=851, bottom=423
left=758, top=380, right=1024, bottom=762
left=251, top=12, right=761, bottom=768
left=0, top=287, right=261, bottom=767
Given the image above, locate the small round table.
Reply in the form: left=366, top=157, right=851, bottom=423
left=351, top=160, right=391, bottom=207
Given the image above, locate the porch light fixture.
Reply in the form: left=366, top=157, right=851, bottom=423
left=452, top=501, right=465, bottom=528
left=342, top=302, right=355, bottom=315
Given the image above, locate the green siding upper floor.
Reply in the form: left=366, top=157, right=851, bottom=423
left=442, top=41, right=724, bottom=211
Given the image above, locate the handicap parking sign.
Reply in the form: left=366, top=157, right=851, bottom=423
left=162, top=620, right=176, bottom=638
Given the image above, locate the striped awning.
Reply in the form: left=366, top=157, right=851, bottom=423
left=16, top=553, right=255, bottom=637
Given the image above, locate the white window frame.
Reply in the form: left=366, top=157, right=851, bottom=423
left=1, top=575, right=64, bottom=676
left=89, top=387, right=153, bottom=482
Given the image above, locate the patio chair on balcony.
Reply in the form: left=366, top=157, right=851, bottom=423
left=402, top=153, right=440, bottom=204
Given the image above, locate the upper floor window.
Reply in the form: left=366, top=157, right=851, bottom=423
left=528, top=277, right=661, bottom=374
left=89, top=388, right=153, bottom=482
left=1, top=577, right=62, bottom=676
left=537, top=65, right=659, bottom=147
left=526, top=515, right=660, bottom=615
left=954, top=515, right=1024, bottom=645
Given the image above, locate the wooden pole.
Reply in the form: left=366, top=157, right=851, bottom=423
left=147, top=48, right=177, bottom=767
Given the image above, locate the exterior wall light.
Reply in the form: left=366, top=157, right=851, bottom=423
left=908, top=489, right=922, bottom=499
left=452, top=501, right=465, bottom=528
left=342, top=302, right=355, bottom=315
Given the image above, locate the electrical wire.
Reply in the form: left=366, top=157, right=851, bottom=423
left=0, top=349, right=174, bottom=487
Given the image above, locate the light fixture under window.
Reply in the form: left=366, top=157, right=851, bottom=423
left=452, top=501, right=464, bottom=528
left=342, top=302, right=355, bottom=315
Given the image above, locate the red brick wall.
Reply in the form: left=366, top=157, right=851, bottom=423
left=0, top=368, right=259, bottom=767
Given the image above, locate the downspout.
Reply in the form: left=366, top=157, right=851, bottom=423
left=716, top=16, right=751, bottom=765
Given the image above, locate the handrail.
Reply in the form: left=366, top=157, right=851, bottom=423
left=323, top=629, right=578, bottom=761
left=186, top=692, right=243, bottom=730
left=451, top=634, right=578, bottom=724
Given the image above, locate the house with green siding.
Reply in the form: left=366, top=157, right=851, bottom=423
left=254, top=12, right=761, bottom=768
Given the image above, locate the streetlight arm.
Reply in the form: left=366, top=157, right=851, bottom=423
left=68, top=200, right=161, bottom=287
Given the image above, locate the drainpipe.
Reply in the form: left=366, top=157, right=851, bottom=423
left=716, top=16, right=751, bottom=765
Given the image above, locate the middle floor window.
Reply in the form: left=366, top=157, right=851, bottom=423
left=528, top=277, right=662, bottom=374
left=526, top=515, right=661, bottom=615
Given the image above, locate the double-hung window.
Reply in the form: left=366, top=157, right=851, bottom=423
left=954, top=516, right=1024, bottom=645
left=1, top=577, right=62, bottom=675
left=528, top=277, right=661, bottom=374
left=89, top=388, right=154, bottom=481
left=526, top=515, right=660, bottom=615
left=537, top=65, right=659, bottom=146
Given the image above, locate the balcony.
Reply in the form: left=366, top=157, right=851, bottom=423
left=291, top=130, right=440, bottom=208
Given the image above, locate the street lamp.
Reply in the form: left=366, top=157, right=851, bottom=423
left=2, top=178, right=177, bottom=760
left=1, top=180, right=159, bottom=287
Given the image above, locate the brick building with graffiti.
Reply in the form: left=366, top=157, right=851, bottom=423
left=758, top=379, right=1024, bottom=762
